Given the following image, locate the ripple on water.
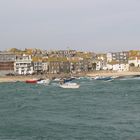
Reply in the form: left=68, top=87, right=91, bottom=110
left=0, top=79, right=140, bottom=140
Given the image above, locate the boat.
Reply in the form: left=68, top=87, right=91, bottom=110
left=94, top=76, right=112, bottom=81
left=59, top=82, right=80, bottom=89
left=26, top=79, right=37, bottom=83
left=37, top=79, right=50, bottom=85
left=64, top=77, right=75, bottom=83
left=53, top=78, right=61, bottom=82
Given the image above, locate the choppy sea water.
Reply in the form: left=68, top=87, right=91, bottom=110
left=0, top=78, right=140, bottom=140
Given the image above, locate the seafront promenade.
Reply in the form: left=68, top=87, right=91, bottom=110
left=0, top=71, right=140, bottom=83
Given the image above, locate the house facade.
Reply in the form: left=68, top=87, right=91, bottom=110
left=128, top=57, right=140, bottom=67
left=107, top=62, right=129, bottom=71
left=107, top=52, right=129, bottom=63
left=0, top=52, right=16, bottom=76
left=33, top=61, right=43, bottom=74
left=14, top=54, right=33, bottom=75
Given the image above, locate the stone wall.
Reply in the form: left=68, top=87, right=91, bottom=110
left=129, top=67, right=140, bottom=72
left=0, top=70, right=14, bottom=76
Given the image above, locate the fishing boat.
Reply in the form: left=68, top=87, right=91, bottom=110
left=26, top=79, right=37, bottom=83
left=59, top=82, right=80, bottom=89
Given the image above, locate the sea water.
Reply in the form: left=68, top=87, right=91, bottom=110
left=0, top=78, right=140, bottom=140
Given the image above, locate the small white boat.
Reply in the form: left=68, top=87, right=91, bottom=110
left=59, top=82, right=80, bottom=89
left=53, top=78, right=61, bottom=82
left=94, top=76, right=112, bottom=81
left=37, top=79, right=50, bottom=85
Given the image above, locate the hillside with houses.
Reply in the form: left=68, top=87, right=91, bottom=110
left=0, top=48, right=140, bottom=76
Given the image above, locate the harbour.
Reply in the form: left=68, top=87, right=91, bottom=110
left=0, top=78, right=140, bottom=139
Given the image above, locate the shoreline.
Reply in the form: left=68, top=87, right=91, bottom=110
left=0, top=71, right=140, bottom=83
left=86, top=71, right=140, bottom=77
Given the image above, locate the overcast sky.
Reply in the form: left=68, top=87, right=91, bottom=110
left=0, top=0, right=140, bottom=52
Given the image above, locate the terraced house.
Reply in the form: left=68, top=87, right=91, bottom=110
left=14, top=54, right=33, bottom=75
left=0, top=52, right=16, bottom=76
left=48, top=57, right=70, bottom=74
left=32, top=57, right=43, bottom=74
left=107, top=51, right=129, bottom=63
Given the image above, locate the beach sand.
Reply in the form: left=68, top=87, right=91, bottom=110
left=87, top=71, right=140, bottom=77
left=0, top=71, right=140, bottom=83
left=0, top=76, right=37, bottom=83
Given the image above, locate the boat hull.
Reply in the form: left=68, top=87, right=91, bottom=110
left=60, top=83, right=80, bottom=89
left=26, top=80, right=37, bottom=83
left=37, top=79, right=50, bottom=85
left=95, top=76, right=112, bottom=81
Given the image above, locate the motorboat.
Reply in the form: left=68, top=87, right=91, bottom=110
left=59, top=82, right=80, bottom=89
left=94, top=76, right=112, bottom=81
left=63, top=77, right=75, bottom=83
left=37, top=79, right=50, bottom=85
left=53, top=78, right=61, bottom=82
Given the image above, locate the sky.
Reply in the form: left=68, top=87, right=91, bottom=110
left=0, top=0, right=140, bottom=52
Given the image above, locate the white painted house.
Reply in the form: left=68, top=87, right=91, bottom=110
left=96, top=54, right=107, bottom=70
left=128, top=57, right=140, bottom=67
left=107, top=62, right=129, bottom=72
left=96, top=60, right=107, bottom=70
left=14, top=54, right=34, bottom=75
left=42, top=61, right=49, bottom=72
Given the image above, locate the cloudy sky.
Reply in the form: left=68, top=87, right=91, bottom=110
left=0, top=0, right=140, bottom=52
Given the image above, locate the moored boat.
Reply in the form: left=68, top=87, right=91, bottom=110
left=59, top=82, right=80, bottom=89
left=53, top=78, right=61, bottom=82
left=37, top=79, right=50, bottom=85
left=26, top=79, right=37, bottom=83
left=64, top=77, right=75, bottom=83
left=94, top=76, right=112, bottom=81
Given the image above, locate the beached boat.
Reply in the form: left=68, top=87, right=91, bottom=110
left=59, top=82, right=80, bottom=89
left=26, top=79, right=37, bottom=83
left=37, top=79, right=50, bottom=85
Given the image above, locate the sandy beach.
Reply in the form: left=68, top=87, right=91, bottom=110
left=0, top=76, right=37, bottom=83
left=87, top=71, right=140, bottom=77
left=0, top=71, right=140, bottom=83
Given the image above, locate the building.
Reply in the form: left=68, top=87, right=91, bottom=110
left=42, top=59, right=49, bottom=73
left=32, top=56, right=43, bottom=74
left=0, top=52, right=16, bottom=76
left=48, top=61, right=70, bottom=74
left=33, top=61, right=43, bottom=74
left=59, top=61, right=70, bottom=73
left=107, top=51, right=129, bottom=63
left=128, top=57, right=140, bottom=67
left=107, top=62, right=129, bottom=72
left=14, top=54, right=33, bottom=75
left=48, top=61, right=60, bottom=74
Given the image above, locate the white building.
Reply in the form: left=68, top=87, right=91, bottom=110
left=14, top=54, right=34, bottom=75
left=42, top=61, right=49, bottom=72
left=95, top=59, right=107, bottom=70
left=107, top=62, right=129, bottom=72
left=128, top=57, right=140, bottom=67
left=107, top=52, right=129, bottom=63
left=107, top=53, right=112, bottom=62
left=96, top=60, right=105, bottom=70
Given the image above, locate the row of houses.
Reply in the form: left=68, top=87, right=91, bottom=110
left=0, top=52, right=93, bottom=75
left=0, top=50, right=140, bottom=76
